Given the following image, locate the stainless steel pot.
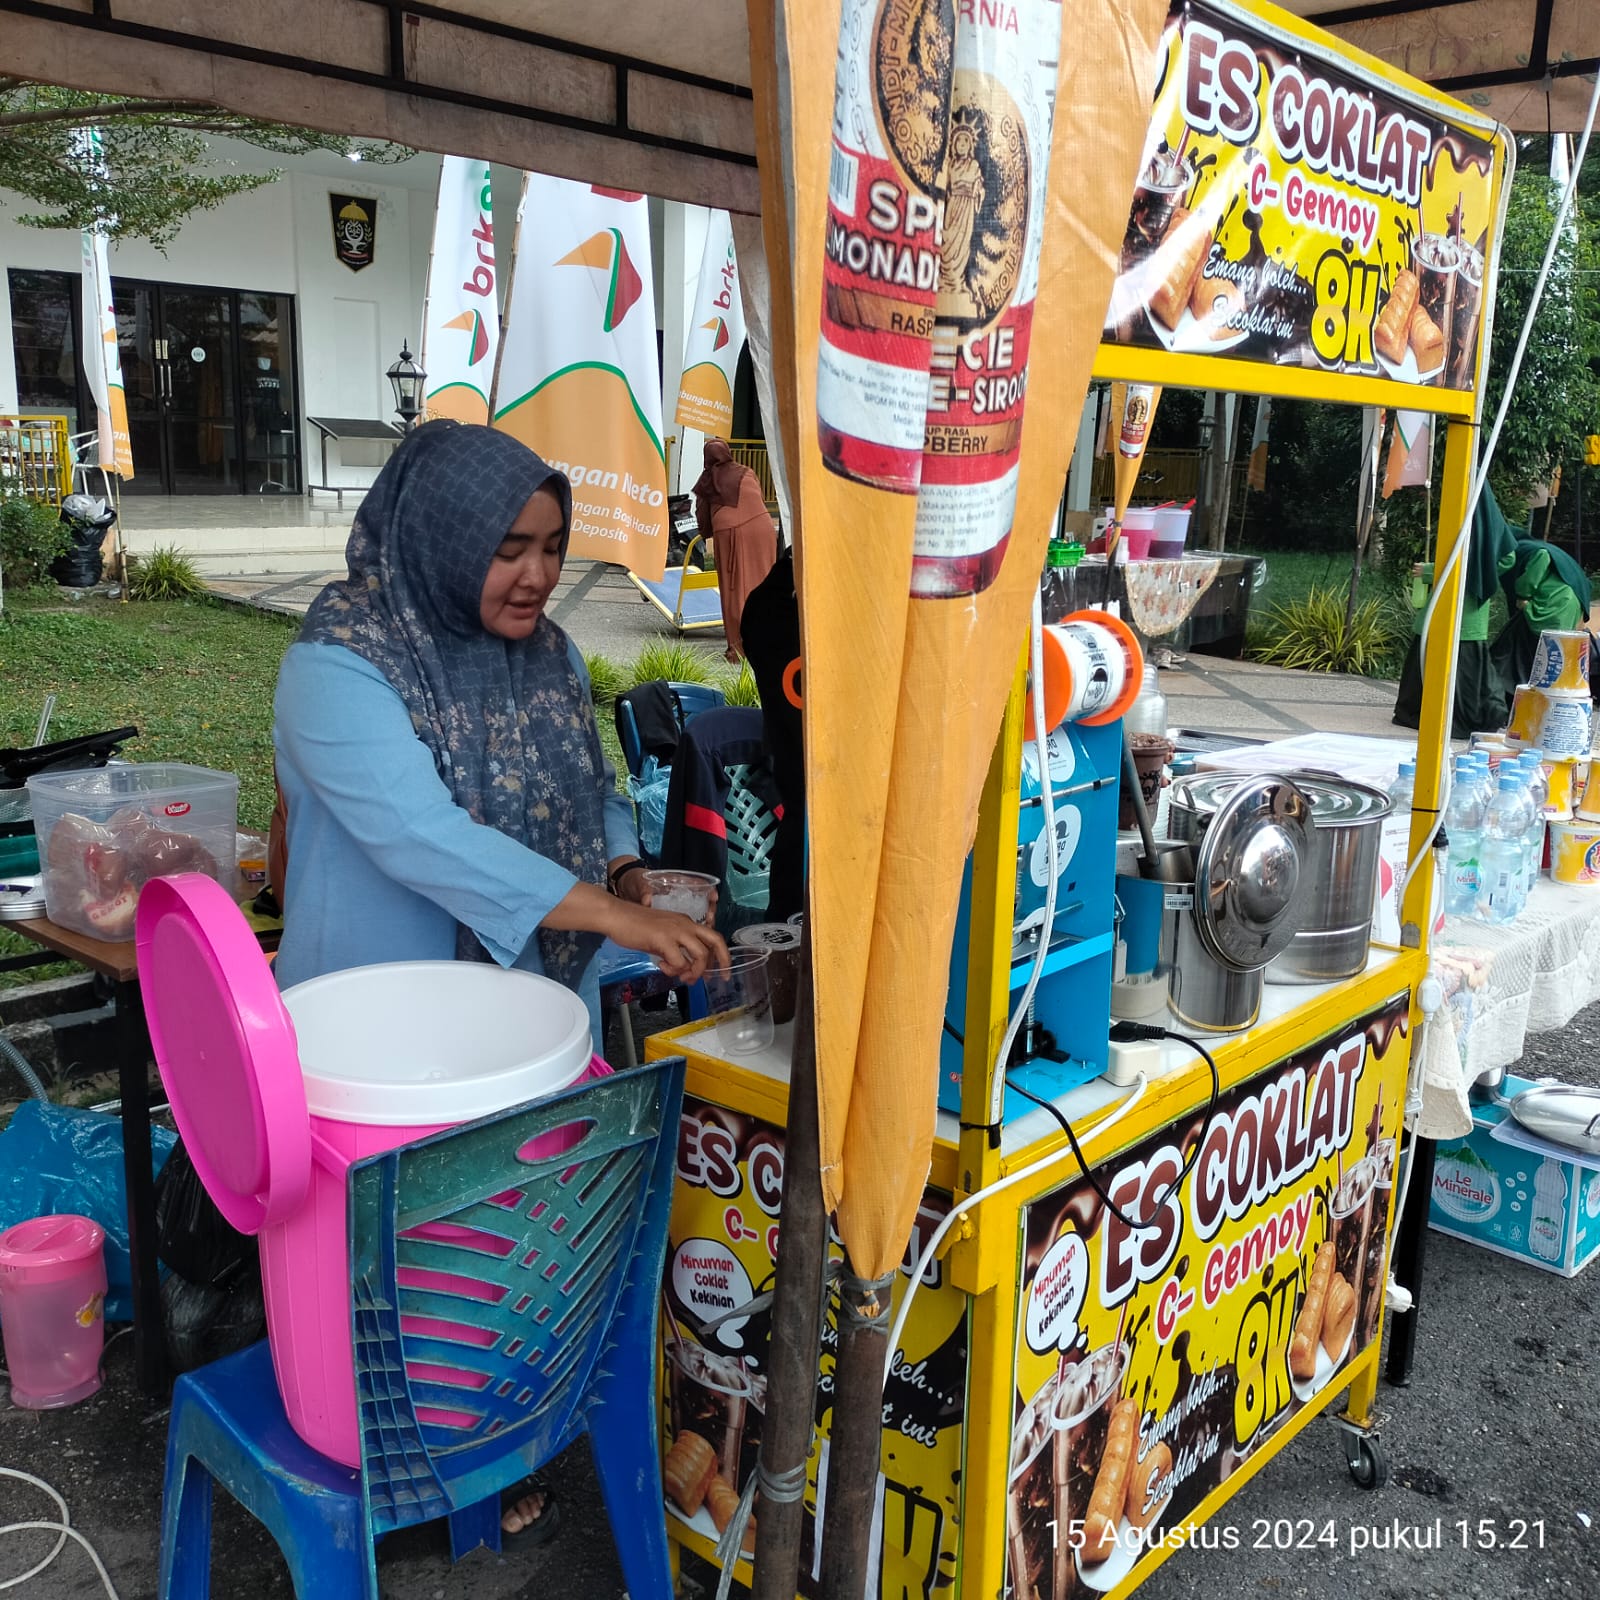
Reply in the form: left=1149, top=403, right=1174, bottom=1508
left=1168, top=771, right=1391, bottom=985
left=1159, top=775, right=1312, bottom=1032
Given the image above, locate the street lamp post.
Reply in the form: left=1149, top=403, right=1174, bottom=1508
left=387, top=343, right=426, bottom=430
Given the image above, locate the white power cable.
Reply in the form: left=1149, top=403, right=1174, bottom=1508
left=0, top=1467, right=122, bottom=1599
left=1402, top=72, right=1600, bottom=905
left=885, top=1072, right=1149, bottom=1383
left=988, top=587, right=1062, bottom=1124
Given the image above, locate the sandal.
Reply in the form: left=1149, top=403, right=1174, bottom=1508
left=500, top=1475, right=562, bottom=1549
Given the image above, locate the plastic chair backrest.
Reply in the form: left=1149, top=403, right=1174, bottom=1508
left=347, top=1059, right=685, bottom=1535
left=722, top=762, right=779, bottom=913
left=617, top=682, right=728, bottom=781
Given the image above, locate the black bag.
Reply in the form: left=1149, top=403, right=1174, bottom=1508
left=155, top=1140, right=255, bottom=1289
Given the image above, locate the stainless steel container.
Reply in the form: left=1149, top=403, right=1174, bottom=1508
left=1168, top=771, right=1391, bottom=985
left=1159, top=775, right=1311, bottom=1032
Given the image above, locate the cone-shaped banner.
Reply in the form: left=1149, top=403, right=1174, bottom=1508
left=753, top=0, right=1167, bottom=1279
left=676, top=211, right=746, bottom=438
left=73, top=128, right=132, bottom=480
left=421, top=156, right=500, bottom=425
left=493, top=177, right=670, bottom=578
left=1107, top=382, right=1161, bottom=561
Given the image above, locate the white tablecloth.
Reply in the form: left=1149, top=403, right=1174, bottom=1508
left=1434, top=879, right=1600, bottom=1078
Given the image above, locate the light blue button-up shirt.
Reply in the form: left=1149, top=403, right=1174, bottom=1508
left=272, top=640, right=637, bottom=1044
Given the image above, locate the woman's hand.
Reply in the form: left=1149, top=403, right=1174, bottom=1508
left=611, top=856, right=721, bottom=923
left=608, top=901, right=729, bottom=983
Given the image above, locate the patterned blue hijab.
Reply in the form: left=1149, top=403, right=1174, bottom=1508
left=300, top=420, right=608, bottom=985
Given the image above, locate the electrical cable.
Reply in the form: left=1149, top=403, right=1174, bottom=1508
left=988, top=587, right=1062, bottom=1126
left=883, top=1071, right=1150, bottom=1384
left=1003, top=1025, right=1221, bottom=1231
left=0, top=1468, right=121, bottom=1599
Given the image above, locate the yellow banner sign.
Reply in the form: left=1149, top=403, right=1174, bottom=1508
left=1010, top=997, right=1409, bottom=1600
left=661, top=1094, right=965, bottom=1598
left=1103, top=0, right=1501, bottom=396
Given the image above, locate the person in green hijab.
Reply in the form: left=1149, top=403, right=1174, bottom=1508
left=1490, top=535, right=1594, bottom=696
left=1392, top=483, right=1524, bottom=737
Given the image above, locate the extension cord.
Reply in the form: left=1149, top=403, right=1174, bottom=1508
left=1106, top=1036, right=1163, bottom=1087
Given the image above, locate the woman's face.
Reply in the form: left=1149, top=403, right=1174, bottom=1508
left=480, top=487, right=565, bottom=640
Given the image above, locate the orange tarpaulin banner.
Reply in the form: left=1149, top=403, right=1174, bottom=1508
left=750, top=0, right=1167, bottom=1279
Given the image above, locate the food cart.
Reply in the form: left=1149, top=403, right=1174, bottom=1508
left=646, top=2, right=1513, bottom=1597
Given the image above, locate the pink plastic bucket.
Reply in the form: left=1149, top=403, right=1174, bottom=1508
left=261, top=1056, right=610, bottom=1466
left=135, top=876, right=604, bottom=1468
left=0, top=1214, right=106, bottom=1408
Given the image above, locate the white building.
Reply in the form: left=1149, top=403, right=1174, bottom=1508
left=1, top=139, right=756, bottom=499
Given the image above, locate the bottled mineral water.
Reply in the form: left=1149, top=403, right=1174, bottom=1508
left=1476, top=775, right=1529, bottom=924
left=1470, top=753, right=1496, bottom=812
left=1387, top=760, right=1416, bottom=813
left=1443, top=758, right=1485, bottom=916
left=1518, top=751, right=1549, bottom=892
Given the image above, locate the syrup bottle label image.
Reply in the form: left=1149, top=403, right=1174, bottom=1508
left=817, top=0, right=956, bottom=493
left=910, top=0, right=1065, bottom=599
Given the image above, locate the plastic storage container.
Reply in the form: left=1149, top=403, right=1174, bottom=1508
left=1149, top=506, right=1191, bottom=559
left=136, top=875, right=603, bottom=1466
left=1120, top=507, right=1157, bottom=560
left=27, top=762, right=238, bottom=939
left=0, top=1213, right=107, bottom=1408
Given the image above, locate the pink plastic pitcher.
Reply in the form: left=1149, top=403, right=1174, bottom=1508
left=0, top=1214, right=107, bottom=1408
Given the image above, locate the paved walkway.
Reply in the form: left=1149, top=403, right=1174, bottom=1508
left=207, top=558, right=1413, bottom=745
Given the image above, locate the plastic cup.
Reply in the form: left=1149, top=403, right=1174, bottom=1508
left=643, top=868, right=719, bottom=923
left=702, top=948, right=774, bottom=1054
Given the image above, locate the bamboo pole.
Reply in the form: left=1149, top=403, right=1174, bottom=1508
left=818, top=1264, right=895, bottom=1599
left=749, top=925, right=828, bottom=1600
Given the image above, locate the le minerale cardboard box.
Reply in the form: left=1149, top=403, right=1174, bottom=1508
left=1428, top=1076, right=1600, bottom=1279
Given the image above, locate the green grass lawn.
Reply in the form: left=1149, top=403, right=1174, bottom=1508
left=1, top=590, right=300, bottom=831
left=0, top=590, right=642, bottom=985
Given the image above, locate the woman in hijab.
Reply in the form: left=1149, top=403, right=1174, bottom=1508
left=273, top=421, right=726, bottom=1543
left=1490, top=535, right=1594, bottom=702
left=692, top=438, right=778, bottom=661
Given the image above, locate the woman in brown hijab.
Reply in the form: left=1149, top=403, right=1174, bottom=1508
left=692, top=438, right=778, bottom=661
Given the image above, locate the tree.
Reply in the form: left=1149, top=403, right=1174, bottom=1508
left=0, top=80, right=413, bottom=246
left=1480, top=165, right=1600, bottom=508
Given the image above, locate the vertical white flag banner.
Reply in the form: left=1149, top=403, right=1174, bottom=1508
left=75, top=128, right=133, bottom=479
left=493, top=177, right=668, bottom=579
left=421, top=156, right=499, bottom=425
left=675, top=210, right=745, bottom=439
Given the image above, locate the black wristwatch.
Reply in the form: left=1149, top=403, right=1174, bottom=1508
left=608, top=858, right=647, bottom=895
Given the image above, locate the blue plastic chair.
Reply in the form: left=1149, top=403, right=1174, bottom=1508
left=616, top=680, right=727, bottom=781
left=157, top=1058, right=687, bottom=1600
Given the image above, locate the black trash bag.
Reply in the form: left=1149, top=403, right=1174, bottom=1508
left=161, top=1263, right=267, bottom=1373
left=155, top=1139, right=255, bottom=1288
left=156, top=1140, right=267, bottom=1370
left=50, top=497, right=113, bottom=588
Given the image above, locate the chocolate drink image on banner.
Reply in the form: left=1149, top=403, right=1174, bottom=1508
left=1050, top=1342, right=1128, bottom=1596
left=1411, top=232, right=1458, bottom=379
left=1007, top=1372, right=1064, bottom=1600
left=666, top=1338, right=753, bottom=1483
left=1447, top=243, right=1484, bottom=389
left=910, top=0, right=1068, bottom=598
left=816, top=0, right=956, bottom=492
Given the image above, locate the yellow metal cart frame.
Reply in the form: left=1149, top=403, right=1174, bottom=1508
left=647, top=5, right=1513, bottom=1597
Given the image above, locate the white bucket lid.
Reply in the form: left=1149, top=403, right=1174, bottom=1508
left=281, top=961, right=592, bottom=1125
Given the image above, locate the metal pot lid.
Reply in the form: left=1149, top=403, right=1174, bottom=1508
left=1509, top=1085, right=1600, bottom=1156
left=1171, top=769, right=1389, bottom=827
left=1192, top=775, right=1312, bottom=971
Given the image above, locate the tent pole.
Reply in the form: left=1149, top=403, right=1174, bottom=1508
left=819, top=1261, right=893, bottom=1599
left=750, top=924, right=827, bottom=1600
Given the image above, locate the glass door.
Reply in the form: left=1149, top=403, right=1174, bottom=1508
left=160, top=289, right=238, bottom=493
left=110, top=282, right=299, bottom=494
